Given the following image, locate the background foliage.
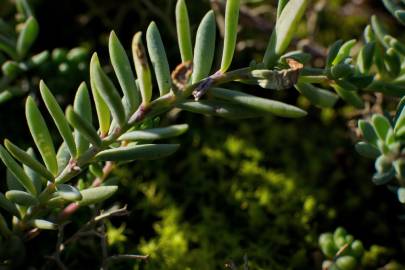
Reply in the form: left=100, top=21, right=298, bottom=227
left=1, top=0, right=405, bottom=269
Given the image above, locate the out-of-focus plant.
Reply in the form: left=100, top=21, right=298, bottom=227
left=382, top=0, right=405, bottom=25
left=0, top=0, right=404, bottom=268
left=319, top=227, right=364, bottom=270
left=0, top=0, right=89, bottom=105
left=319, top=227, right=404, bottom=270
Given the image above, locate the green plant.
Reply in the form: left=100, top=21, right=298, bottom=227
left=0, top=0, right=404, bottom=268
left=0, top=0, right=89, bottom=104
left=319, top=227, right=364, bottom=270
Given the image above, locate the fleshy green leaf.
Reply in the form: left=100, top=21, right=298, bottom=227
left=371, top=15, right=389, bottom=48
left=192, top=11, right=216, bottom=83
left=56, top=184, right=82, bottom=201
left=66, top=106, right=102, bottom=147
left=93, top=64, right=126, bottom=127
left=16, top=17, right=39, bottom=59
left=372, top=114, right=392, bottom=141
left=96, top=144, right=179, bottom=161
left=358, top=120, right=378, bottom=146
left=0, top=192, right=20, bottom=217
left=176, top=0, right=193, bottom=62
left=132, top=32, right=152, bottom=105
left=263, top=0, right=309, bottom=67
left=24, top=148, right=44, bottom=194
left=40, top=81, right=77, bottom=158
left=295, top=83, right=338, bottom=108
left=220, top=0, right=240, bottom=72
left=147, top=22, right=172, bottom=95
left=332, top=39, right=356, bottom=65
left=357, top=42, right=375, bottom=74
left=119, top=124, right=189, bottom=141
left=29, top=219, right=58, bottom=230
left=326, top=40, right=343, bottom=68
left=0, top=145, right=37, bottom=195
left=276, top=0, right=289, bottom=18
left=5, top=190, right=38, bottom=206
left=178, top=100, right=267, bottom=119
left=73, top=83, right=93, bottom=155
left=26, top=96, right=58, bottom=176
left=4, top=139, right=53, bottom=181
left=332, top=83, right=364, bottom=109
left=209, top=87, right=307, bottom=118
left=56, top=142, right=70, bottom=174
left=109, top=31, right=140, bottom=113
left=355, top=142, right=380, bottom=158
left=90, top=53, right=111, bottom=137
left=78, top=186, right=118, bottom=206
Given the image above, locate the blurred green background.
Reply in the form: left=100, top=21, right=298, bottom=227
left=1, top=0, right=405, bottom=269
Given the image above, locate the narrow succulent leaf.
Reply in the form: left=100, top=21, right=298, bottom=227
left=0, top=90, right=13, bottom=105
left=358, top=120, right=378, bottom=146
left=40, top=81, right=77, bottom=158
left=357, top=42, right=375, bottom=74
left=0, top=192, right=20, bottom=217
left=78, top=186, right=118, bottom=206
left=132, top=32, right=153, bottom=105
left=56, top=184, right=82, bottom=201
left=16, top=17, right=39, bottom=59
left=56, top=142, right=70, bottom=174
left=398, top=187, right=405, bottom=204
left=5, top=190, right=38, bottom=206
left=277, top=0, right=289, bottom=18
left=0, top=213, right=11, bottom=237
left=6, top=169, right=24, bottom=191
left=332, top=83, right=364, bottom=109
left=26, top=96, right=58, bottom=176
left=363, top=25, right=374, bottom=43
left=325, top=40, right=344, bottom=68
left=396, top=10, right=405, bottom=24
left=29, top=219, right=58, bottom=230
left=0, top=35, right=17, bottom=59
left=192, top=11, right=216, bottom=83
left=74, top=83, right=92, bottom=155
left=367, top=80, right=405, bottom=97
left=332, top=39, right=356, bottom=65
left=90, top=53, right=111, bottom=136
left=263, top=0, right=309, bottom=67
left=372, top=168, right=395, bottom=185
left=395, top=105, right=405, bottom=135
left=209, top=87, right=307, bottom=118
left=385, top=48, right=401, bottom=77
left=15, top=0, right=33, bottom=18
left=0, top=145, right=37, bottom=195
left=178, top=100, right=267, bottom=119
left=47, top=196, right=66, bottom=208
left=4, top=139, right=53, bottom=181
left=24, top=148, right=44, bottom=193
left=331, top=63, right=354, bottom=79
left=119, top=124, right=189, bottom=141
left=372, top=114, right=392, bottom=141
left=295, top=83, right=338, bottom=108
left=388, top=36, right=405, bottom=56
left=335, top=79, right=358, bottom=92
left=220, top=0, right=240, bottom=72
left=146, top=22, right=172, bottom=95
left=96, top=144, right=179, bottom=161
left=382, top=0, right=405, bottom=25
left=176, top=0, right=193, bottom=62
left=109, top=31, right=140, bottom=113
left=66, top=106, right=102, bottom=147
left=355, top=142, right=380, bottom=158
left=93, top=65, right=126, bottom=127
left=371, top=15, right=389, bottom=48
